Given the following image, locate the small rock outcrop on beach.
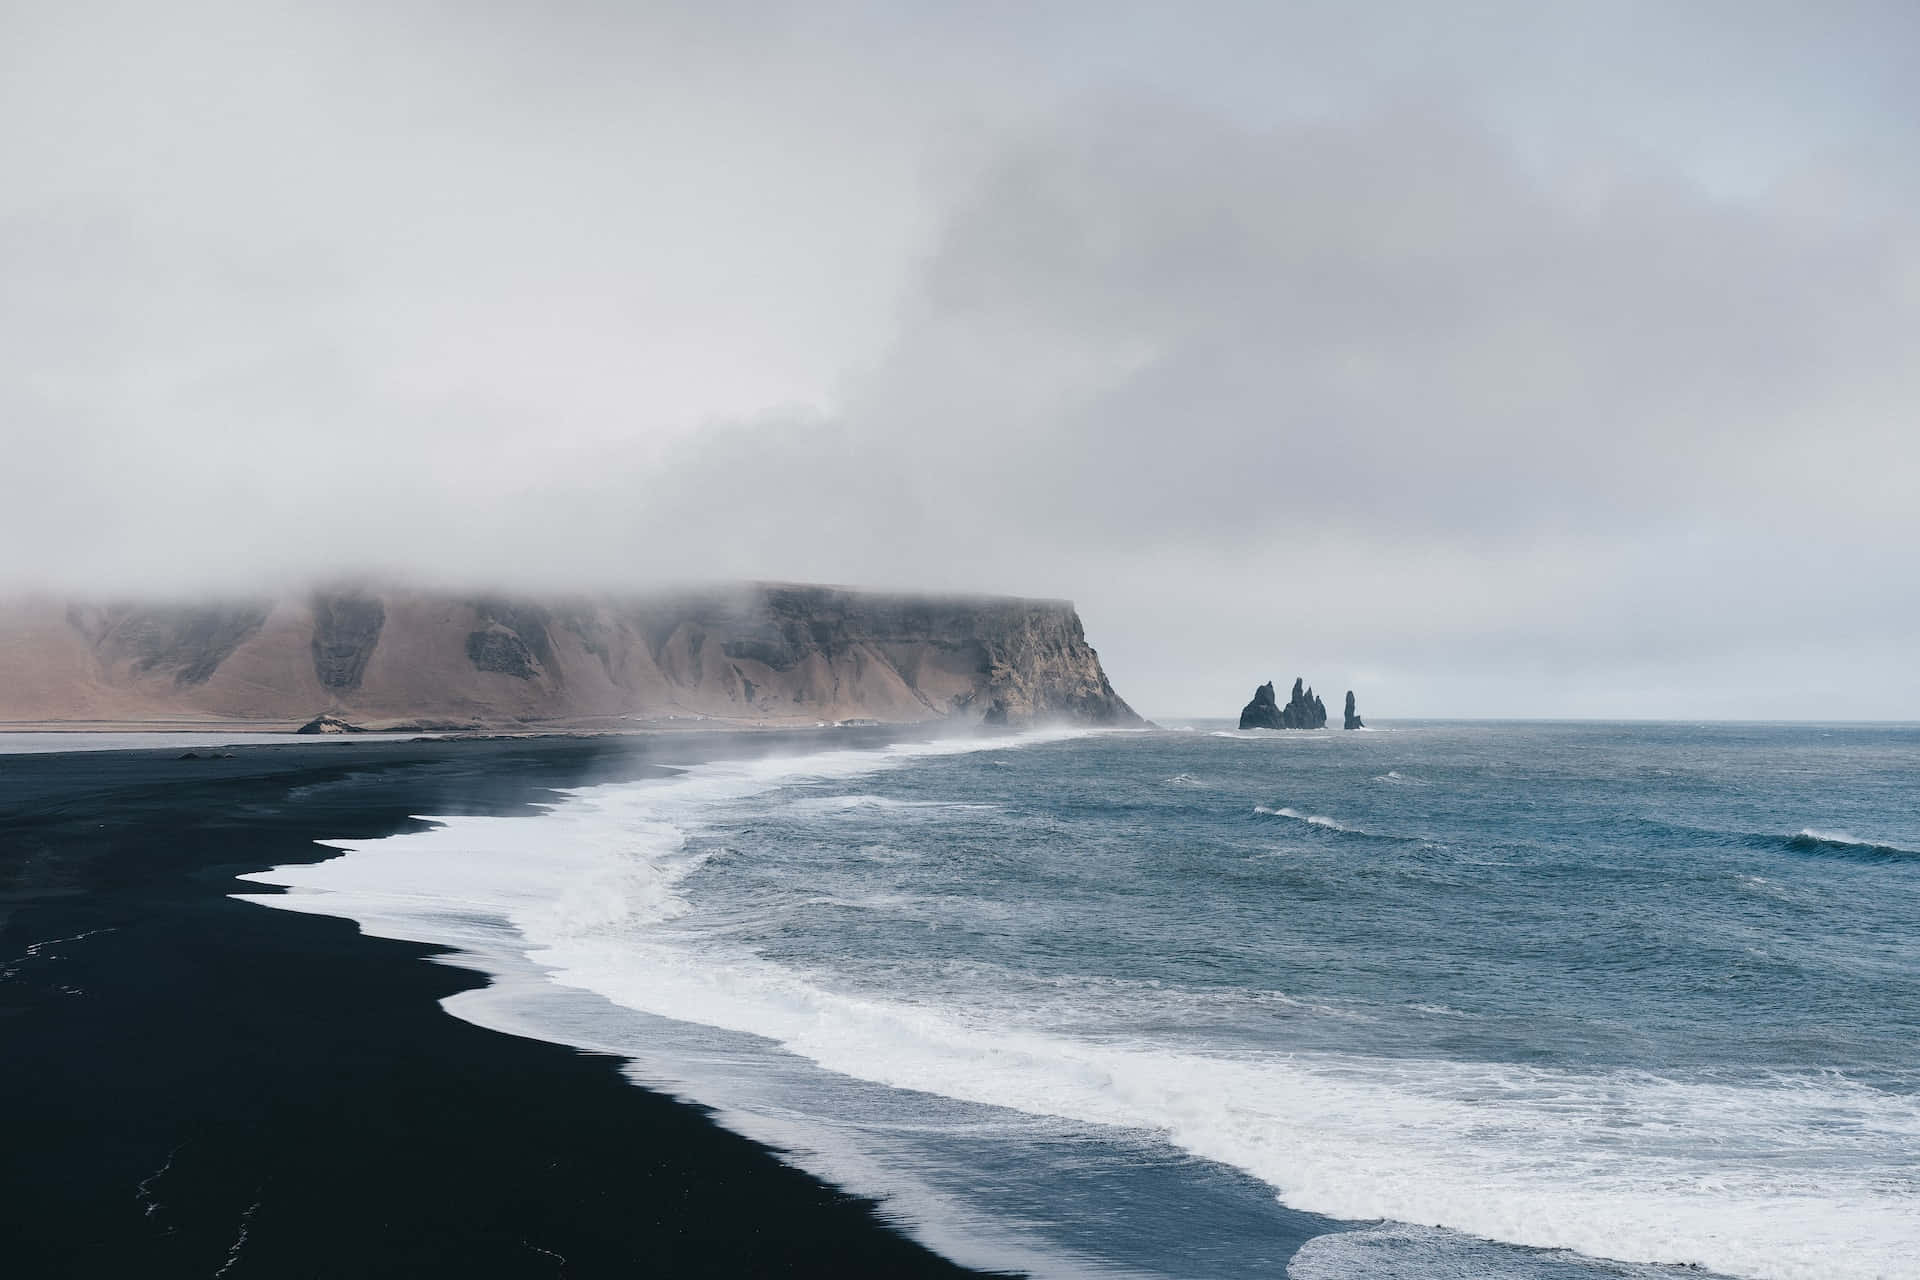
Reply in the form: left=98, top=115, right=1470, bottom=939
left=1344, top=690, right=1363, bottom=730
left=1239, top=678, right=1328, bottom=730
left=295, top=713, right=366, bottom=735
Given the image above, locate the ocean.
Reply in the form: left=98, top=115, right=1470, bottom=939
left=237, top=722, right=1920, bottom=1280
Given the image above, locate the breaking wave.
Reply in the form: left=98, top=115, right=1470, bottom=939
left=244, top=769, right=1920, bottom=1280
left=1254, top=805, right=1355, bottom=832
left=1252, top=806, right=1423, bottom=846
left=1780, top=829, right=1920, bottom=861
left=1287, top=1224, right=1678, bottom=1280
left=232, top=724, right=1920, bottom=1280
left=789, top=795, right=997, bottom=814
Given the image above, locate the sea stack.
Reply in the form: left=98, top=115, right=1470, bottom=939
left=1239, top=682, right=1282, bottom=729
left=1344, top=690, right=1363, bottom=730
left=1288, top=678, right=1328, bottom=729
left=1238, top=677, right=1327, bottom=730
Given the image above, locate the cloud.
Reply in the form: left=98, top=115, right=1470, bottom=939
left=609, top=96, right=1919, bottom=715
left=3, top=2, right=1916, bottom=715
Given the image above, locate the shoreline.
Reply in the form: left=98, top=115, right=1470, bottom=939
left=0, top=718, right=938, bottom=735
left=0, top=730, right=1002, bottom=1277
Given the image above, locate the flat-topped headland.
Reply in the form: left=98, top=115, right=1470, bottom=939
left=0, top=582, right=1140, bottom=732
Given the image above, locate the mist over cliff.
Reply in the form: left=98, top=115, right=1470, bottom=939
left=0, top=583, right=1140, bottom=730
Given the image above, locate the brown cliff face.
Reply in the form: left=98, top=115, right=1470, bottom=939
left=0, top=584, right=1141, bottom=730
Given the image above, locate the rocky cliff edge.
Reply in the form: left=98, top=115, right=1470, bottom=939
left=0, top=583, right=1142, bottom=731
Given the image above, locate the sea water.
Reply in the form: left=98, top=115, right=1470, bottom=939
left=238, top=722, right=1920, bottom=1279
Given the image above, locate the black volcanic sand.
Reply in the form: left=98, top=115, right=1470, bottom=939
left=0, top=731, right=1001, bottom=1278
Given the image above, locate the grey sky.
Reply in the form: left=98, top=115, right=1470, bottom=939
left=4, top=1, right=1917, bottom=717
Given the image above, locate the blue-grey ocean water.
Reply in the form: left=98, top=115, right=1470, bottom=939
left=243, top=723, right=1920, bottom=1280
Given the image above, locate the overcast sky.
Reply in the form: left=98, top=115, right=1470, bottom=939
left=5, top=0, right=1918, bottom=718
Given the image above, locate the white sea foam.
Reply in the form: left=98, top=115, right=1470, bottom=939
left=236, top=731, right=1920, bottom=1280
left=1287, top=1223, right=1675, bottom=1280
left=789, top=794, right=997, bottom=814
left=527, top=951, right=1920, bottom=1280
left=1209, top=729, right=1333, bottom=740
left=1254, top=805, right=1354, bottom=832
left=1795, top=828, right=1919, bottom=856
left=1406, top=1002, right=1481, bottom=1019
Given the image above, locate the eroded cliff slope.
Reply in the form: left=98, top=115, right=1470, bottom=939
left=0, top=584, right=1140, bottom=729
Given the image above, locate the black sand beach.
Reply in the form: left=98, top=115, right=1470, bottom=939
left=0, top=732, right=996, bottom=1278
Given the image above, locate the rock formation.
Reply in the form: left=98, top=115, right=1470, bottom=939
left=310, top=592, right=386, bottom=692
left=1238, top=681, right=1282, bottom=729
left=295, top=713, right=366, bottom=735
left=1344, top=690, right=1363, bottom=730
left=1289, top=678, right=1329, bottom=729
left=64, top=601, right=270, bottom=687
left=0, top=584, right=1142, bottom=730
left=1239, top=677, right=1327, bottom=730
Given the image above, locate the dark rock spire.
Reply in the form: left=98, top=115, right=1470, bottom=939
left=1238, top=681, right=1282, bottom=729
left=1239, top=677, right=1327, bottom=729
left=1344, top=690, right=1363, bottom=730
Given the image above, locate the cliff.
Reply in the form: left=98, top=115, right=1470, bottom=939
left=0, top=584, right=1141, bottom=730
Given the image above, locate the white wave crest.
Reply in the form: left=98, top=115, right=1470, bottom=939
left=1254, top=805, right=1355, bottom=832
left=1210, top=729, right=1333, bottom=740
left=789, top=794, right=997, bottom=814
left=1287, top=1223, right=1676, bottom=1280
left=1795, top=828, right=1920, bottom=855
left=532, top=948, right=1920, bottom=1280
